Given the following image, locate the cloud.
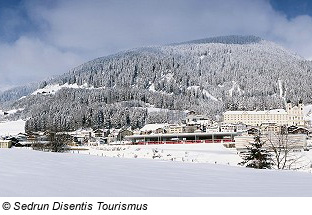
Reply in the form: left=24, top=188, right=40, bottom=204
left=33, top=0, right=312, bottom=58
left=270, top=14, right=312, bottom=59
left=1, top=0, right=312, bottom=89
left=0, top=37, right=82, bottom=90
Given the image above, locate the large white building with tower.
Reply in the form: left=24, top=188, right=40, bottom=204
left=223, top=101, right=304, bottom=126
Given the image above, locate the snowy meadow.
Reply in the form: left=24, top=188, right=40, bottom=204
left=1, top=148, right=312, bottom=197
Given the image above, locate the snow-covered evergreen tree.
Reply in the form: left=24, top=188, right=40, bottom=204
left=239, top=136, right=273, bottom=169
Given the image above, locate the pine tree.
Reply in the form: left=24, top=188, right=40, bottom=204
left=238, top=136, right=273, bottom=169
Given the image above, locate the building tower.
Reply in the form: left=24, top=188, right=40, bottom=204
left=286, top=100, right=304, bottom=126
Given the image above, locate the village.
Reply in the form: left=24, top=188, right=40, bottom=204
left=1, top=101, right=311, bottom=156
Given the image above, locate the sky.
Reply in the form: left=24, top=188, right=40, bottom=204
left=0, top=0, right=312, bottom=91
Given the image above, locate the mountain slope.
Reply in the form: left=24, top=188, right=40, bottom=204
left=1, top=35, right=312, bottom=132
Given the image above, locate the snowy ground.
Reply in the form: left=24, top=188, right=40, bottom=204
left=76, top=143, right=312, bottom=170
left=76, top=143, right=242, bottom=166
left=1, top=148, right=312, bottom=197
left=0, top=119, right=25, bottom=136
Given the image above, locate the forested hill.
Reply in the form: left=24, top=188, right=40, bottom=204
left=1, top=35, right=312, bottom=132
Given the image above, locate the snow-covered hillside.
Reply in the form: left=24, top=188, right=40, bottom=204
left=1, top=148, right=312, bottom=197
left=2, top=35, right=312, bottom=132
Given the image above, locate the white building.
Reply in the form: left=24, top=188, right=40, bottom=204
left=166, top=124, right=184, bottom=134
left=220, top=123, right=247, bottom=133
left=286, top=102, right=305, bottom=126
left=234, top=134, right=307, bottom=150
left=185, top=111, right=211, bottom=126
left=223, top=102, right=304, bottom=126
left=0, top=140, right=12, bottom=148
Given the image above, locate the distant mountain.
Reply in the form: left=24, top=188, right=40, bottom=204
left=174, top=35, right=262, bottom=45
left=0, top=84, right=39, bottom=103
left=1, top=35, right=312, bottom=132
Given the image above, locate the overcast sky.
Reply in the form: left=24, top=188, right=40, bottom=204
left=1, top=0, right=312, bottom=91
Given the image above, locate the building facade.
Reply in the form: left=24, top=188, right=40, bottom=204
left=0, top=140, right=12, bottom=148
left=234, top=134, right=307, bottom=150
left=223, top=102, right=304, bottom=126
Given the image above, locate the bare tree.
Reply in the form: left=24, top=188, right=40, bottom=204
left=238, top=136, right=273, bottom=169
left=264, top=132, right=308, bottom=170
left=47, top=132, right=71, bottom=153
left=32, top=139, right=45, bottom=151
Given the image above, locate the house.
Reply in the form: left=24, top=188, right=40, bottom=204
left=289, top=127, right=309, bottom=135
left=155, top=127, right=166, bottom=134
left=166, top=124, right=184, bottom=134
left=220, top=123, right=247, bottom=133
left=287, top=125, right=299, bottom=133
left=69, top=128, right=94, bottom=143
left=94, top=129, right=104, bottom=137
left=132, top=129, right=141, bottom=135
left=107, top=129, right=121, bottom=144
left=183, top=125, right=198, bottom=133
left=87, top=137, right=99, bottom=146
left=247, top=127, right=260, bottom=135
left=206, top=125, right=220, bottom=133
left=260, top=123, right=283, bottom=135
left=80, top=129, right=93, bottom=138
left=0, top=140, right=12, bottom=148
left=140, top=124, right=167, bottom=135
left=185, top=111, right=212, bottom=126
left=117, top=129, right=134, bottom=140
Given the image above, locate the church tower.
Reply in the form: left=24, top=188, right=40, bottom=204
left=286, top=100, right=304, bottom=126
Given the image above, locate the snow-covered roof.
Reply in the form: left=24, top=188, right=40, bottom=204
left=140, top=123, right=167, bottom=132
left=224, top=109, right=287, bottom=115
left=0, top=140, right=11, bottom=143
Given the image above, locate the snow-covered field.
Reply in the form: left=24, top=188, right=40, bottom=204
left=1, top=148, right=312, bottom=197
left=31, top=83, right=104, bottom=95
left=77, top=143, right=242, bottom=166
left=0, top=119, right=25, bottom=136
